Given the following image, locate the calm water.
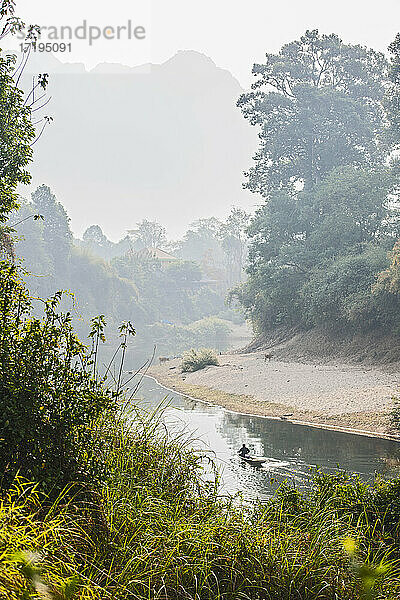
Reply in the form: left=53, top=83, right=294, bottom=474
left=130, top=375, right=400, bottom=501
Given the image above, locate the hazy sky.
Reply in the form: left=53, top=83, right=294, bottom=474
left=14, top=0, right=400, bottom=86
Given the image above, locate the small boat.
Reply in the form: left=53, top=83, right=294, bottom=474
left=240, top=455, right=267, bottom=467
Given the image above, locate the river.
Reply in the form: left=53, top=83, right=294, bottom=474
left=130, top=375, right=400, bottom=502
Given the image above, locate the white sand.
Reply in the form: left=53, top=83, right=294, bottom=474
left=180, top=353, right=400, bottom=417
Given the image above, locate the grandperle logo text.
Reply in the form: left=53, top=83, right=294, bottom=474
left=18, top=20, right=147, bottom=46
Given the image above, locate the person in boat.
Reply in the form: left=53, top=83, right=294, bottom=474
left=238, top=443, right=251, bottom=458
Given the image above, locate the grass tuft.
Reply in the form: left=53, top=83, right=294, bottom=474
left=182, top=348, right=219, bottom=373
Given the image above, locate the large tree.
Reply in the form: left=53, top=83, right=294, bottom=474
left=238, top=30, right=388, bottom=195
left=248, top=166, right=398, bottom=270
left=176, top=218, right=223, bottom=262
left=233, top=31, right=399, bottom=334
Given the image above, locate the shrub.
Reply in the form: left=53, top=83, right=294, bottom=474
left=301, top=248, right=388, bottom=330
left=187, top=316, right=231, bottom=348
left=181, top=347, right=219, bottom=372
left=0, top=261, right=119, bottom=494
left=143, top=317, right=230, bottom=358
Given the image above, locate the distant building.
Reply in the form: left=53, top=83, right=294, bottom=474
left=132, top=247, right=180, bottom=264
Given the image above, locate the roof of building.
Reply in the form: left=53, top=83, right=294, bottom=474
left=134, top=247, right=179, bottom=262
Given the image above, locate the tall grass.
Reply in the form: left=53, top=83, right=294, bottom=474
left=0, top=479, right=95, bottom=599
left=3, top=411, right=400, bottom=599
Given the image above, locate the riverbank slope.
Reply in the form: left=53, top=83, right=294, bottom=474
left=149, top=352, right=400, bottom=436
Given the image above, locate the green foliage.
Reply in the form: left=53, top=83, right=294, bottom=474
left=301, top=248, right=390, bottom=330
left=0, top=479, right=90, bottom=600
left=0, top=3, right=47, bottom=233
left=374, top=240, right=400, bottom=296
left=130, top=218, right=167, bottom=250
left=175, top=211, right=250, bottom=291
left=234, top=31, right=400, bottom=338
left=68, top=247, right=146, bottom=337
left=0, top=48, right=35, bottom=222
left=343, top=538, right=388, bottom=600
left=81, top=224, right=130, bottom=260
left=0, top=3, right=38, bottom=267
left=181, top=347, right=219, bottom=372
left=0, top=261, right=117, bottom=493
left=219, top=208, right=251, bottom=287
left=8, top=193, right=227, bottom=356
left=176, top=217, right=224, bottom=263
left=7, top=195, right=149, bottom=334
left=234, top=163, right=399, bottom=332
left=187, top=315, right=231, bottom=341
left=9, top=190, right=248, bottom=359
left=2, top=13, right=400, bottom=597
left=30, top=185, right=73, bottom=275
left=113, top=253, right=224, bottom=327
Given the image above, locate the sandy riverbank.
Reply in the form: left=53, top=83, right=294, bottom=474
left=148, top=352, right=400, bottom=437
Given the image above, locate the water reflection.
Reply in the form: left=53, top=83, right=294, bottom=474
left=130, top=376, right=400, bottom=501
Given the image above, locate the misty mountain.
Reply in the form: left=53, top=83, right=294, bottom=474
left=22, top=51, right=258, bottom=241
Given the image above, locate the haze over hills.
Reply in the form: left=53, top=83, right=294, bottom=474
left=21, top=51, right=258, bottom=241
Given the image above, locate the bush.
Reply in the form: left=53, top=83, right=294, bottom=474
left=181, top=347, right=219, bottom=372
left=0, top=261, right=118, bottom=494
left=187, top=316, right=231, bottom=348
left=143, top=318, right=230, bottom=357
left=301, top=248, right=388, bottom=330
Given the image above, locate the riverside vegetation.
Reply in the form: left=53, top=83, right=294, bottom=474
left=2, top=262, right=400, bottom=599
left=2, top=3, right=400, bottom=598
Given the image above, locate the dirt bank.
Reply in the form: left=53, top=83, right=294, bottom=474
left=242, top=328, right=400, bottom=371
left=149, top=352, right=400, bottom=437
